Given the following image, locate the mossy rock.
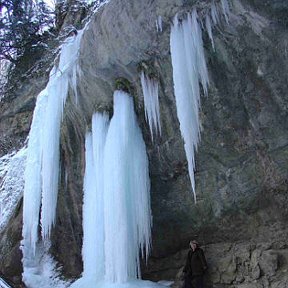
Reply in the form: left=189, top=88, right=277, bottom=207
left=115, top=77, right=135, bottom=95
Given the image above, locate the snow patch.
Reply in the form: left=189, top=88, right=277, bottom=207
left=0, top=147, right=27, bottom=232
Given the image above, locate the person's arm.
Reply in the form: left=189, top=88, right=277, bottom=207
left=199, top=249, right=208, bottom=272
left=183, top=251, right=191, bottom=273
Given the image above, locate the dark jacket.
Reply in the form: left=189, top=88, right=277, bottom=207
left=183, top=248, right=208, bottom=277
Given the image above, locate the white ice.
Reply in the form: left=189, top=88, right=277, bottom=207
left=70, top=279, right=167, bottom=288
left=22, top=90, right=48, bottom=253
left=103, top=91, right=151, bottom=282
left=220, top=0, right=230, bottom=24
left=21, top=240, right=69, bottom=288
left=72, top=91, right=154, bottom=287
left=40, top=29, right=84, bottom=239
left=22, top=27, right=84, bottom=288
left=205, top=13, right=215, bottom=50
left=82, top=112, right=109, bottom=280
left=211, top=1, right=220, bottom=25
left=140, top=71, right=161, bottom=140
left=170, top=9, right=209, bottom=202
left=156, top=16, right=163, bottom=33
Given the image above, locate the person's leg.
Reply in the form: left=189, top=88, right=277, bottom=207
left=191, top=276, right=204, bottom=288
left=183, top=274, right=193, bottom=288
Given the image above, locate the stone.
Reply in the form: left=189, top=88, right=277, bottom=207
left=259, top=250, right=278, bottom=277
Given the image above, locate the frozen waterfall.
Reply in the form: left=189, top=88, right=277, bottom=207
left=140, top=71, right=161, bottom=140
left=22, top=90, right=48, bottom=253
left=170, top=9, right=209, bottom=202
left=103, top=91, right=151, bottom=282
left=71, top=91, right=165, bottom=288
left=41, top=30, right=84, bottom=239
left=82, top=113, right=109, bottom=280
left=21, top=29, right=84, bottom=288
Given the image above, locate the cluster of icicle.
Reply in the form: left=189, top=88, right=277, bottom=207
left=72, top=91, right=152, bottom=288
left=170, top=0, right=230, bottom=202
left=140, top=71, right=161, bottom=140
left=0, top=147, right=27, bottom=232
left=21, top=30, right=83, bottom=288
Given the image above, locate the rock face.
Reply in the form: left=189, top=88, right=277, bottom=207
left=1, top=0, right=288, bottom=287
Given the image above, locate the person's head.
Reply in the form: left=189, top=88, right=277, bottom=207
left=189, top=240, right=198, bottom=251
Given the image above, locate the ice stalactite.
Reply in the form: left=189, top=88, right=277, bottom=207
left=211, top=1, right=220, bottom=25
left=22, top=90, right=48, bottom=253
left=41, top=30, right=84, bottom=239
left=140, top=71, right=161, bottom=140
left=156, top=15, right=163, bottom=32
left=205, top=13, right=215, bottom=50
left=103, top=90, right=151, bottom=282
left=71, top=92, right=157, bottom=288
left=82, top=113, right=109, bottom=280
left=221, top=0, right=230, bottom=23
left=170, top=9, right=209, bottom=202
left=22, top=29, right=84, bottom=288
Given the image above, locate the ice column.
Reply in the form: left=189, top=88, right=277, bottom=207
left=170, top=9, right=209, bottom=202
left=140, top=71, right=161, bottom=139
left=40, top=30, right=84, bottom=239
left=22, top=90, right=48, bottom=253
left=103, top=90, right=151, bottom=283
left=82, top=113, right=109, bottom=280
left=22, top=29, right=84, bottom=288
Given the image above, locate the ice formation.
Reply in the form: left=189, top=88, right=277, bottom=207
left=41, top=30, right=84, bottom=239
left=22, top=240, right=69, bottom=288
left=21, top=29, right=84, bottom=288
left=0, top=277, right=11, bottom=288
left=0, top=147, right=27, bottom=232
left=221, top=0, right=230, bottom=24
left=170, top=9, right=209, bottom=202
left=140, top=71, right=161, bottom=139
left=205, top=13, right=215, bottom=50
left=103, top=91, right=151, bottom=282
left=22, top=90, right=48, bottom=253
left=71, top=91, right=155, bottom=288
left=211, top=1, right=220, bottom=25
left=156, top=16, right=163, bottom=32
left=82, top=113, right=109, bottom=280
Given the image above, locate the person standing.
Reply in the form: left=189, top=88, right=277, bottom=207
left=183, top=240, right=208, bottom=288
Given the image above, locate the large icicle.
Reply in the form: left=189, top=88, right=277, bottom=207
left=22, top=90, right=48, bottom=253
left=103, top=91, right=151, bottom=283
left=41, top=30, right=84, bottom=239
left=22, top=29, right=84, bottom=288
left=140, top=71, right=161, bottom=139
left=170, top=9, right=209, bottom=202
left=82, top=113, right=109, bottom=280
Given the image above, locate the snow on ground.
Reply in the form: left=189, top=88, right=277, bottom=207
left=70, top=278, right=168, bottom=288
